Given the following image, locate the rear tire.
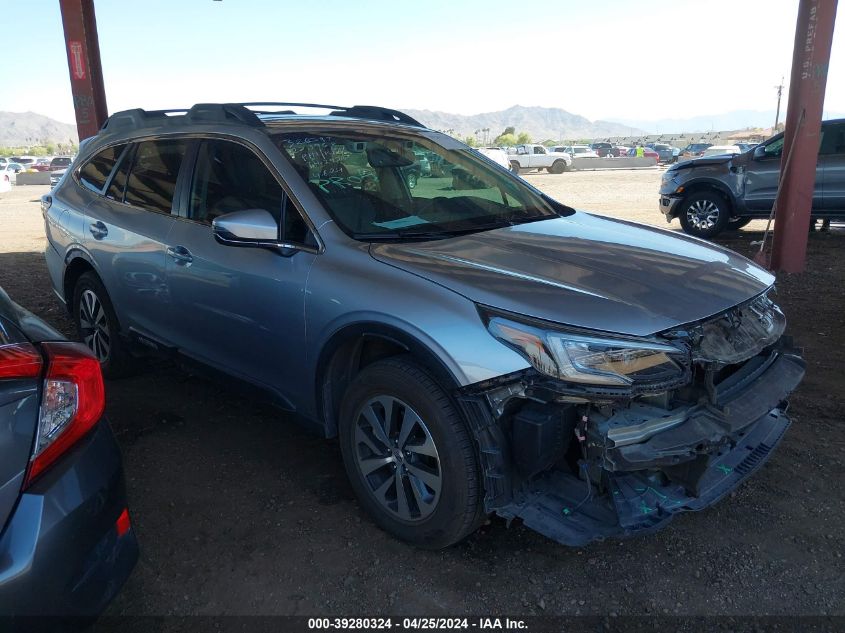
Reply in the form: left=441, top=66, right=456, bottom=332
left=550, top=160, right=566, bottom=174
left=72, top=272, right=135, bottom=379
left=510, top=161, right=521, bottom=174
left=338, top=357, right=484, bottom=549
left=678, top=191, right=730, bottom=239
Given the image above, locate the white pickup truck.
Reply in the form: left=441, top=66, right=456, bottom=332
left=506, top=144, right=571, bottom=174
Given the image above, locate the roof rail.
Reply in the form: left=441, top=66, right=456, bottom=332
left=99, top=101, right=423, bottom=134
left=101, top=103, right=264, bottom=133
left=236, top=102, right=424, bottom=127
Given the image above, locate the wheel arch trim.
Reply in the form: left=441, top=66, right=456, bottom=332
left=313, top=319, right=466, bottom=437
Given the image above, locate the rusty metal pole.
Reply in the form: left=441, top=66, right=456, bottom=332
left=59, top=0, right=108, bottom=141
left=769, top=0, right=838, bottom=273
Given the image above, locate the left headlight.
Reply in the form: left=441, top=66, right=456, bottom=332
left=486, top=313, right=686, bottom=387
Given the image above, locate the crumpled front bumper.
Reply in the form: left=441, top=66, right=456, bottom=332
left=511, top=405, right=790, bottom=546
left=478, top=347, right=805, bottom=547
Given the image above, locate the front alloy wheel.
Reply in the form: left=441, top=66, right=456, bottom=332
left=678, top=191, right=729, bottom=239
left=353, top=396, right=442, bottom=522
left=339, top=357, right=484, bottom=548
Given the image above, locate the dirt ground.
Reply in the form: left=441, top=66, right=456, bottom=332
left=0, top=173, right=843, bottom=619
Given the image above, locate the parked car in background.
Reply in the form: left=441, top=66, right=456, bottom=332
left=0, top=157, right=8, bottom=169
left=701, top=145, right=741, bottom=157
left=0, top=166, right=12, bottom=193
left=626, top=146, right=659, bottom=161
left=9, top=157, right=35, bottom=169
left=659, top=118, right=845, bottom=238
left=679, top=143, right=713, bottom=161
left=31, top=158, right=54, bottom=172
left=552, top=145, right=599, bottom=159
left=50, top=168, right=67, bottom=188
left=508, top=143, right=571, bottom=173
left=475, top=146, right=511, bottom=171
left=45, top=101, right=804, bottom=550
left=50, top=156, right=73, bottom=171
left=0, top=286, right=138, bottom=616
left=651, top=143, right=677, bottom=163
left=589, top=142, right=619, bottom=157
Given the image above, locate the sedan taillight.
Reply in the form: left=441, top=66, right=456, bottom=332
left=24, top=342, right=105, bottom=488
left=0, top=343, right=42, bottom=379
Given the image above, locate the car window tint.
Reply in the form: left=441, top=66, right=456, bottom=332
left=124, top=139, right=187, bottom=214
left=189, top=140, right=284, bottom=225
left=762, top=138, right=784, bottom=158
left=819, top=125, right=844, bottom=155
left=78, top=144, right=126, bottom=193
left=106, top=145, right=133, bottom=202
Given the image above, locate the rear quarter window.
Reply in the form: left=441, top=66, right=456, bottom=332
left=78, top=144, right=126, bottom=193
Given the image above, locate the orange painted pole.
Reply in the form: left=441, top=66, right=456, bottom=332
left=59, top=0, right=108, bottom=140
left=769, top=0, right=838, bottom=273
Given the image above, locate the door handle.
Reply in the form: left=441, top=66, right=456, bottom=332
left=89, top=221, right=108, bottom=239
left=166, top=245, right=193, bottom=265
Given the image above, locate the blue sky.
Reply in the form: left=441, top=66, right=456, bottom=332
left=1, top=0, right=842, bottom=125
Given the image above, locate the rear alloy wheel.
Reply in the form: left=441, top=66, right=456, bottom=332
left=678, top=191, right=730, bottom=239
left=339, top=357, right=484, bottom=549
left=72, top=272, right=135, bottom=378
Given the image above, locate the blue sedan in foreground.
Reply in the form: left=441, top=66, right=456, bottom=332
left=0, top=286, right=137, bottom=618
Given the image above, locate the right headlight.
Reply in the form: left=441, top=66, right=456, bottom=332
left=485, top=313, right=686, bottom=387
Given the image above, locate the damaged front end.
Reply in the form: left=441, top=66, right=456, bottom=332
left=460, top=292, right=804, bottom=546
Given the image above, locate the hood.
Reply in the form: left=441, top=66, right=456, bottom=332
left=672, top=155, right=735, bottom=170
left=370, top=213, right=774, bottom=337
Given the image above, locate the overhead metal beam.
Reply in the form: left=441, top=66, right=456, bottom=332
left=769, top=0, right=838, bottom=273
left=59, top=0, right=108, bottom=141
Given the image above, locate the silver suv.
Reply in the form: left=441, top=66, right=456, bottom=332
left=43, top=102, right=804, bottom=548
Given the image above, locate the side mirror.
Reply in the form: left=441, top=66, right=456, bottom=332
left=753, top=145, right=767, bottom=160
left=212, top=209, right=280, bottom=248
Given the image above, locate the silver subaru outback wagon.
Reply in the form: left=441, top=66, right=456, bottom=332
left=42, top=103, right=804, bottom=549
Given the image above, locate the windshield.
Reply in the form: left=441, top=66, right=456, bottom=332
left=273, top=130, right=565, bottom=241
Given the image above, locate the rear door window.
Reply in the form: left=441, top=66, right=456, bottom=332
left=78, top=144, right=127, bottom=193
left=124, top=139, right=188, bottom=214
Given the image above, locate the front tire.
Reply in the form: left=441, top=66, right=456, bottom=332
left=72, top=271, right=135, bottom=378
left=728, top=217, right=752, bottom=230
left=338, top=357, right=484, bottom=549
left=678, top=191, right=730, bottom=239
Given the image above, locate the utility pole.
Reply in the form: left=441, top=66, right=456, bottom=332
left=774, top=77, right=785, bottom=132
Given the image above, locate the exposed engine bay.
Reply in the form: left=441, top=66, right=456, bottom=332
left=460, top=292, right=805, bottom=545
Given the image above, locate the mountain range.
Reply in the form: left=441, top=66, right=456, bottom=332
left=605, top=108, right=845, bottom=134
left=402, top=105, right=644, bottom=142
left=0, top=111, right=78, bottom=148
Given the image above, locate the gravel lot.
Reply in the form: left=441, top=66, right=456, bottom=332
left=0, top=172, right=842, bottom=621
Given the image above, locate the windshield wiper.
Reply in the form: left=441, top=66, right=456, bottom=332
left=351, top=229, right=458, bottom=241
